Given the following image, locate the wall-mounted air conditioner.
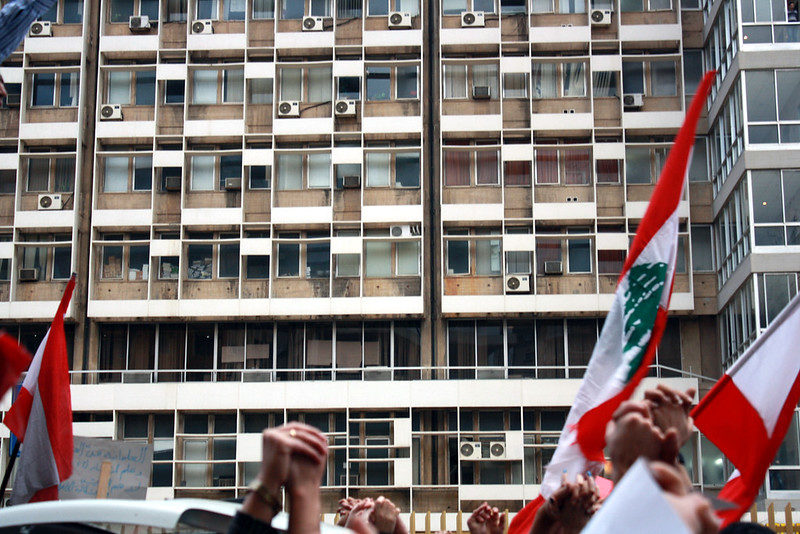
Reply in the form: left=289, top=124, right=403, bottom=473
left=334, top=99, right=356, bottom=116
left=623, top=93, right=644, bottom=109
left=505, top=274, right=530, bottom=293
left=459, top=441, right=482, bottom=460
left=224, top=177, right=241, bottom=190
left=18, top=268, right=39, bottom=282
left=129, top=15, right=151, bottom=31
left=100, top=104, right=122, bottom=121
left=590, top=9, right=612, bottom=25
left=461, top=11, right=485, bottom=27
left=390, top=224, right=422, bottom=238
left=472, top=85, right=491, bottom=100
left=192, top=19, right=213, bottom=34
left=29, top=21, right=51, bottom=37
left=544, top=260, right=563, bottom=275
left=388, top=12, right=412, bottom=29
left=278, top=101, right=300, bottom=117
left=163, top=175, right=182, bottom=191
left=489, top=441, right=506, bottom=459
left=302, top=16, right=324, bottom=31
left=342, top=175, right=361, bottom=188
left=38, top=194, right=62, bottom=210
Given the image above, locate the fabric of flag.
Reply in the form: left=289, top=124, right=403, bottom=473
left=540, top=71, right=717, bottom=497
left=692, top=291, right=800, bottom=527
left=0, top=332, right=31, bottom=400
left=0, top=0, right=59, bottom=63
left=3, top=275, right=75, bottom=505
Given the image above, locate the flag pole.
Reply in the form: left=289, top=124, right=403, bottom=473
left=0, top=439, right=21, bottom=507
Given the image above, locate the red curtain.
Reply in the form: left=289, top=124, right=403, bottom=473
left=444, top=150, right=470, bottom=186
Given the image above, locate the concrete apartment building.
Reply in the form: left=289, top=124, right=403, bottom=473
left=0, top=0, right=797, bottom=515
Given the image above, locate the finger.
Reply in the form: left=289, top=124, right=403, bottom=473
left=613, top=400, right=651, bottom=421
left=288, top=437, right=326, bottom=463
left=292, top=428, right=329, bottom=457
left=650, top=461, right=688, bottom=496
left=644, top=388, right=670, bottom=406
left=283, top=422, right=329, bottom=448
left=660, top=428, right=680, bottom=464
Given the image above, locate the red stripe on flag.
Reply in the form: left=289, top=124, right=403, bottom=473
left=0, top=332, right=31, bottom=400
left=575, top=306, right=668, bottom=461
left=3, top=386, right=33, bottom=439
left=508, top=495, right=545, bottom=534
left=29, top=485, right=58, bottom=503
left=619, top=71, right=716, bottom=278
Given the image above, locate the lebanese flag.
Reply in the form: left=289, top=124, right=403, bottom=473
left=540, top=71, right=716, bottom=496
left=0, top=332, right=31, bottom=399
left=692, top=290, right=800, bottom=527
left=3, top=275, right=75, bottom=505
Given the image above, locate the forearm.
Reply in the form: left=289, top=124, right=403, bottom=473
left=288, top=485, right=321, bottom=534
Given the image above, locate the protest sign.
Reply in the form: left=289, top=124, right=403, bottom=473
left=59, top=437, right=153, bottom=499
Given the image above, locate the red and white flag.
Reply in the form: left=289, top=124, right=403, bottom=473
left=540, top=71, right=716, bottom=496
left=3, top=275, right=75, bottom=504
left=0, top=332, right=31, bottom=400
left=692, top=290, right=800, bottom=526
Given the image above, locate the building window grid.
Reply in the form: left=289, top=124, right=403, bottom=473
left=709, top=78, right=744, bottom=195
left=740, top=0, right=800, bottom=44
left=744, top=69, right=800, bottom=145
left=719, top=276, right=757, bottom=369
left=715, top=178, right=750, bottom=287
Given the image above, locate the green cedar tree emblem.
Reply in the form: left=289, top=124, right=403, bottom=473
left=622, top=262, right=668, bottom=381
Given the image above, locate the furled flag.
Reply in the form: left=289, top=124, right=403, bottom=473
left=0, top=332, right=31, bottom=400
left=540, top=71, right=717, bottom=497
left=0, top=0, right=60, bottom=63
left=692, top=291, right=800, bottom=527
left=3, top=274, right=75, bottom=504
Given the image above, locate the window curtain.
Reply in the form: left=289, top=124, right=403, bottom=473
left=196, top=0, right=218, bottom=19
left=506, top=251, right=531, bottom=274
left=249, top=78, right=273, bottom=104
left=157, top=325, right=185, bottom=382
left=223, top=69, right=244, bottom=103
left=563, top=62, right=585, bottom=97
left=563, top=147, right=591, bottom=185
left=193, top=70, right=217, bottom=104
left=473, top=64, right=499, bottom=99
left=536, top=239, right=561, bottom=274
left=598, top=249, right=626, bottom=274
left=397, top=0, right=419, bottom=15
left=60, top=72, right=79, bottom=107
left=566, top=320, right=595, bottom=377
left=27, top=159, right=49, bottom=191
left=104, top=156, right=129, bottom=192
left=280, top=68, right=302, bottom=101
left=592, top=71, right=617, bottom=97
left=335, top=323, right=362, bottom=379
left=55, top=157, right=76, bottom=192
left=532, top=0, right=553, bottom=12
left=595, top=159, right=620, bottom=183
left=365, top=241, right=391, bottom=277
left=504, top=160, right=532, bottom=186
left=503, top=73, right=528, bottom=98
left=532, top=63, right=558, bottom=98
left=396, top=241, right=420, bottom=276
left=308, top=153, right=331, bottom=188
left=535, top=148, right=558, bottom=184
left=475, top=238, right=501, bottom=275
left=277, top=154, right=302, bottom=190
left=190, top=155, right=215, bottom=191
left=444, top=150, right=470, bottom=186
left=476, top=149, right=499, bottom=185
left=307, top=66, right=332, bottom=103
left=337, top=0, right=362, bottom=17
left=276, top=323, right=304, bottom=381
left=443, top=65, right=467, bottom=99
left=366, top=152, right=391, bottom=187
left=167, top=0, right=188, bottom=21
left=559, top=0, right=585, bottom=13
left=108, top=71, right=131, bottom=105
left=253, top=0, right=275, bottom=18
left=128, top=325, right=156, bottom=380
left=310, top=0, right=332, bottom=16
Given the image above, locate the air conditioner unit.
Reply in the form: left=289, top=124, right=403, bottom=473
left=99, top=104, right=122, bottom=121
left=18, top=268, right=39, bottom=282
left=334, top=99, right=356, bottom=116
left=5, top=93, right=20, bottom=107
left=38, top=194, right=62, bottom=210
left=461, top=11, right=485, bottom=27
left=163, top=175, right=182, bottom=191
left=129, top=15, right=151, bottom=31
left=342, top=175, right=361, bottom=188
left=459, top=441, right=482, bottom=460
left=623, top=93, right=644, bottom=109
left=224, top=177, right=241, bottom=190
left=191, top=19, right=213, bottom=34
left=590, top=9, right=612, bottom=26
left=388, top=11, right=412, bottom=29
left=544, top=260, right=563, bottom=275
left=489, top=441, right=506, bottom=459
left=302, top=16, right=324, bottom=31
left=277, top=100, right=300, bottom=117
left=505, top=274, right=530, bottom=293
left=29, top=21, right=51, bottom=37
left=472, top=85, right=491, bottom=100
left=390, top=224, right=422, bottom=238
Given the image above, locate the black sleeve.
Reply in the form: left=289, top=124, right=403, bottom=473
left=226, top=511, right=283, bottom=534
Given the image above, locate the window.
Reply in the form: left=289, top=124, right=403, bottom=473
left=443, top=63, right=499, bottom=100
left=622, top=60, right=678, bottom=97
left=276, top=152, right=331, bottom=190
left=277, top=233, right=300, bottom=277
left=535, top=147, right=591, bottom=185
left=31, top=72, right=79, bottom=108
left=306, top=232, right=330, bottom=279
left=366, top=65, right=419, bottom=101
left=503, top=73, right=529, bottom=98
left=688, top=137, right=708, bottom=182
left=189, top=153, right=242, bottom=191
left=165, top=80, right=185, bottom=104
left=99, top=233, right=150, bottom=281
left=26, top=156, right=76, bottom=193
left=195, top=0, right=246, bottom=20
left=567, top=230, right=591, bottom=273
left=249, top=78, right=273, bottom=104
left=338, top=0, right=362, bottom=17
left=249, top=165, right=271, bottom=189
left=275, top=232, right=330, bottom=280
left=185, top=233, right=239, bottom=281
left=278, top=66, right=332, bottom=103
left=0, top=170, right=14, bottom=195
left=500, top=0, right=526, bottom=13
left=368, top=0, right=420, bottom=16
left=445, top=229, right=500, bottom=276
left=691, top=225, right=714, bottom=272
left=532, top=62, right=586, bottom=98
left=746, top=70, right=800, bottom=144
left=110, top=0, right=158, bottom=22
left=595, top=159, right=620, bottom=183
left=337, top=76, right=360, bottom=100
left=535, top=229, right=593, bottom=274
left=683, top=50, right=703, bottom=95
left=253, top=0, right=275, bottom=18
left=752, top=170, right=800, bottom=246
left=443, top=147, right=499, bottom=186
left=504, top=160, right=531, bottom=186
left=625, top=145, right=668, bottom=184
left=621, top=0, right=670, bottom=10
left=166, top=0, right=188, bottom=21
left=192, top=68, right=244, bottom=104
left=598, top=249, right=625, bottom=274
left=107, top=70, right=156, bottom=106
left=443, top=0, right=497, bottom=13
left=364, top=232, right=421, bottom=278
left=592, top=71, right=618, bottom=97
left=102, top=154, right=152, bottom=192
left=246, top=254, right=269, bottom=279
left=531, top=0, right=585, bottom=12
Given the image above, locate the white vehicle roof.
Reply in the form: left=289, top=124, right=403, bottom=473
left=0, top=498, right=347, bottom=533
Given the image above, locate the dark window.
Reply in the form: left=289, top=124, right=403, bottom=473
left=306, top=239, right=330, bottom=279
left=0, top=170, right=15, bottom=194
left=396, top=153, right=420, bottom=187
left=366, top=67, right=391, bottom=101
left=249, top=166, right=270, bottom=189
left=134, top=156, right=152, bottom=191
left=338, top=77, right=360, bottom=99
left=278, top=242, right=300, bottom=276
left=110, top=0, right=135, bottom=22
left=165, top=80, right=185, bottom=104
left=32, top=73, right=55, bottom=107
left=52, top=247, right=72, bottom=279
left=135, top=71, right=156, bottom=106
left=219, top=243, right=240, bottom=278
left=246, top=255, right=269, bottom=279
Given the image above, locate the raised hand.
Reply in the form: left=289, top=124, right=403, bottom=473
left=644, top=384, right=696, bottom=447
left=370, top=496, right=401, bottom=534
left=467, top=502, right=505, bottom=534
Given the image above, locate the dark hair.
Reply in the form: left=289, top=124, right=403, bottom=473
left=720, top=523, right=775, bottom=534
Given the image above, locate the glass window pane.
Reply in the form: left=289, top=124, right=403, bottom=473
left=110, top=0, right=134, bottom=22
left=307, top=241, right=330, bottom=278
left=108, top=71, right=132, bottom=105
left=752, top=170, right=783, bottom=223
left=651, top=60, right=677, bottom=96
left=690, top=226, right=713, bottom=272
left=777, top=70, right=800, bottom=121
left=446, top=240, right=469, bottom=275
left=60, top=72, right=80, bottom=107
left=568, top=238, right=591, bottom=273
left=532, top=63, right=558, bottom=98
left=396, top=152, right=420, bottom=187
left=396, top=66, right=418, bottom=99
left=129, top=245, right=149, bottom=280
left=444, top=150, right=470, bottom=186
left=366, top=152, right=391, bottom=187
left=367, top=66, right=391, bottom=101
left=104, top=157, right=129, bottom=192
left=223, top=69, right=244, bottom=103
left=64, top=0, right=84, bottom=23
left=165, top=80, right=185, bottom=104
left=307, top=66, right=331, bottom=103
left=537, top=319, right=565, bottom=378
left=783, top=171, right=800, bottom=222
left=135, top=70, right=156, bottom=105
left=308, top=153, right=331, bottom=188
left=191, top=155, right=215, bottom=191
left=503, top=73, right=528, bottom=98
left=278, top=243, right=300, bottom=276
left=622, top=62, right=645, bottom=93
left=253, top=0, right=276, bottom=18
left=365, top=241, right=391, bottom=277
left=193, top=70, right=218, bottom=104
left=187, top=244, right=213, bottom=280
left=280, top=68, right=302, bottom=101
left=476, top=149, right=499, bottom=185
left=246, top=255, right=269, bottom=279
left=397, top=241, right=420, bottom=276
left=134, top=156, right=152, bottom=191
left=32, top=73, right=55, bottom=107
left=224, top=0, right=246, bottom=19
left=219, top=243, right=240, bottom=278
left=277, top=154, right=302, bottom=190
left=282, top=0, right=304, bottom=17
left=625, top=147, right=651, bottom=184
left=336, top=253, right=360, bottom=277
left=746, top=70, right=777, bottom=122
left=443, top=0, right=468, bottom=13
left=563, top=62, right=585, bottom=97
left=443, top=65, right=467, bottom=99
left=475, top=239, right=501, bottom=275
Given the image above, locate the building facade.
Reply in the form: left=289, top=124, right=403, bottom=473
left=0, top=0, right=793, bottom=513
